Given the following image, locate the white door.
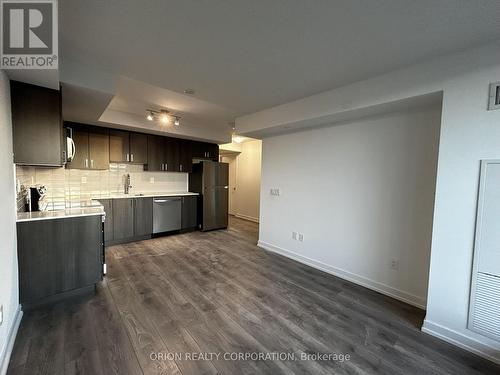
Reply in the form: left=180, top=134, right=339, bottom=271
left=469, top=160, right=500, bottom=341
left=221, top=155, right=237, bottom=215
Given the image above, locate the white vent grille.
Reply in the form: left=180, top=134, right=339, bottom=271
left=471, top=272, right=500, bottom=340
left=488, top=82, right=500, bottom=111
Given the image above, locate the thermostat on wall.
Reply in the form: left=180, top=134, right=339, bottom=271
left=488, top=82, right=500, bottom=111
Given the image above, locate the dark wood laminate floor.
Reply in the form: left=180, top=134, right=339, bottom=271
left=7, top=216, right=500, bottom=375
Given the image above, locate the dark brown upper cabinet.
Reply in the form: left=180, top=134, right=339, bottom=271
left=11, top=81, right=64, bottom=166
left=130, top=133, right=148, bottom=164
left=109, top=130, right=147, bottom=164
left=67, top=122, right=217, bottom=172
left=109, top=129, right=129, bottom=163
left=65, top=123, right=109, bottom=170
left=179, top=139, right=193, bottom=173
left=146, top=135, right=164, bottom=171
left=89, top=128, right=110, bottom=169
left=164, top=137, right=180, bottom=172
left=146, top=135, right=186, bottom=172
left=192, top=141, right=219, bottom=161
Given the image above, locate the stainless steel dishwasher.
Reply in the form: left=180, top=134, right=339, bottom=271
left=153, top=197, right=182, bottom=234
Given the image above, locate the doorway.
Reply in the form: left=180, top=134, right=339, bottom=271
left=220, top=153, right=238, bottom=215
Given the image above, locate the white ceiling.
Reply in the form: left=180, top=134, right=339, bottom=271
left=56, top=0, right=500, bottom=141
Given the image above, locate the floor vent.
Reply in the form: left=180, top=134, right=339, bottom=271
left=471, top=272, right=500, bottom=340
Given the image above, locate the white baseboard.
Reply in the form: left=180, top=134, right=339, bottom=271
left=235, top=213, right=259, bottom=223
left=0, top=305, right=22, bottom=375
left=257, top=240, right=426, bottom=309
left=422, top=320, right=500, bottom=365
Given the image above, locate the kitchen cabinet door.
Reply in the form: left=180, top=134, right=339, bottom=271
left=109, top=129, right=130, bottom=162
left=11, top=81, right=64, bottom=166
left=134, top=198, right=153, bottom=236
left=208, top=143, right=219, bottom=161
left=179, top=140, right=193, bottom=173
left=147, top=135, right=165, bottom=171
left=66, top=127, right=89, bottom=169
left=181, top=195, right=198, bottom=229
left=130, top=133, right=148, bottom=164
left=164, top=137, right=180, bottom=172
left=191, top=141, right=205, bottom=158
left=112, top=198, right=134, bottom=241
left=17, top=215, right=102, bottom=306
left=192, top=141, right=218, bottom=160
left=89, top=129, right=109, bottom=169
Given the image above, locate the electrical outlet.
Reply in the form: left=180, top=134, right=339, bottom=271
left=298, top=233, right=304, bottom=242
left=292, top=231, right=297, bottom=240
left=390, top=258, right=399, bottom=271
left=149, top=177, right=155, bottom=184
left=81, top=176, right=87, bottom=184
left=270, top=188, right=280, bottom=196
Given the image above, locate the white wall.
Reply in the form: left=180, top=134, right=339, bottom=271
left=0, top=71, right=21, bottom=374
left=220, top=140, right=262, bottom=223
left=235, top=140, right=262, bottom=222
left=259, top=107, right=440, bottom=308
left=239, top=41, right=500, bottom=363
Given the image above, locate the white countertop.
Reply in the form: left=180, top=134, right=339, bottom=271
left=100, top=191, right=199, bottom=199
left=16, top=192, right=199, bottom=222
left=17, top=206, right=105, bottom=223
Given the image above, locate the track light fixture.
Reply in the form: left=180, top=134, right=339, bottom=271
left=145, top=109, right=181, bottom=126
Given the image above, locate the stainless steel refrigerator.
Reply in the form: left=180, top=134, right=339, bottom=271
left=189, top=161, right=229, bottom=231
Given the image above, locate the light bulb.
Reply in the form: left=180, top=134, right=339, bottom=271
left=146, top=112, right=153, bottom=121
left=174, top=118, right=180, bottom=126
left=233, top=136, right=244, bottom=144
left=160, top=112, right=170, bottom=124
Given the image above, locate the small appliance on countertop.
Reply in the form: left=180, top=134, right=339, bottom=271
left=25, top=185, right=47, bottom=212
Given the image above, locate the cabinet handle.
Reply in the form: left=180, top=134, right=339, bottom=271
left=165, top=163, right=168, bottom=171
left=126, top=153, right=129, bottom=162
left=131, top=153, right=134, bottom=162
left=180, top=164, right=183, bottom=172
left=91, top=159, right=94, bottom=168
left=85, top=158, right=88, bottom=168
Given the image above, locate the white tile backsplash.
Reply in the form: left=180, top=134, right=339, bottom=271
left=15, top=164, right=189, bottom=211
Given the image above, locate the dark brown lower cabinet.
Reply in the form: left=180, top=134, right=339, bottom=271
left=112, top=198, right=135, bottom=241
left=101, top=195, right=196, bottom=246
left=134, top=198, right=153, bottom=236
left=17, top=215, right=103, bottom=308
left=182, top=196, right=198, bottom=229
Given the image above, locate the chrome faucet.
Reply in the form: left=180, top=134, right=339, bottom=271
left=124, top=173, right=132, bottom=194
